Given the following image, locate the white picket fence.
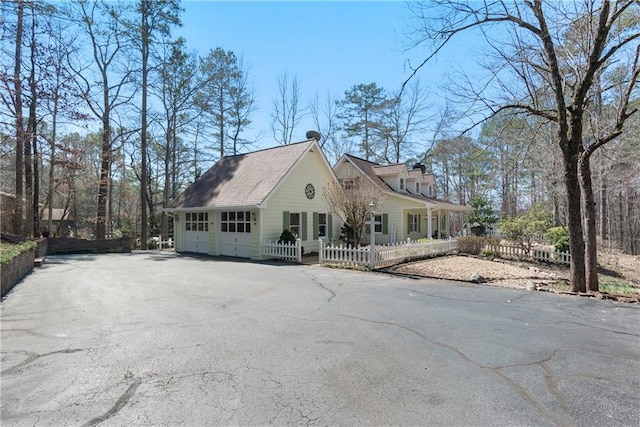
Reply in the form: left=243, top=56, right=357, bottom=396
left=320, top=238, right=458, bottom=269
left=154, top=235, right=174, bottom=249
left=261, top=239, right=302, bottom=263
left=485, top=244, right=571, bottom=265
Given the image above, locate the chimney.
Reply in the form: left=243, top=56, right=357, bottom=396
left=413, top=163, right=426, bottom=174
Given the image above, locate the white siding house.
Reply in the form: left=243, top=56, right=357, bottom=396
left=166, top=138, right=339, bottom=259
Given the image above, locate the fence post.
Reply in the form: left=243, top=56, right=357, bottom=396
left=369, top=244, right=375, bottom=270
left=296, top=239, right=302, bottom=263
left=319, top=239, right=323, bottom=264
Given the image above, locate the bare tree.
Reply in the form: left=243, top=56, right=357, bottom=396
left=271, top=72, right=303, bottom=145
left=70, top=0, right=136, bottom=239
left=322, top=176, right=386, bottom=246
left=308, top=91, right=349, bottom=165
left=405, top=0, right=640, bottom=293
left=380, top=79, right=430, bottom=163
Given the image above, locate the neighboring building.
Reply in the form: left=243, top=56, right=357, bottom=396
left=166, top=138, right=340, bottom=258
left=334, top=154, right=470, bottom=244
left=40, top=208, right=75, bottom=237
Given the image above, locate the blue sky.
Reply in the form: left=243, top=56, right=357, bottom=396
left=178, top=1, right=478, bottom=150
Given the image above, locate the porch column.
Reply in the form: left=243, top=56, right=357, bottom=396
left=427, top=208, right=432, bottom=240
left=444, top=211, right=450, bottom=238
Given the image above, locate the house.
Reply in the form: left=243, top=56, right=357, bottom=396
left=40, top=208, right=75, bottom=237
left=166, top=138, right=340, bottom=259
left=333, top=154, right=470, bottom=244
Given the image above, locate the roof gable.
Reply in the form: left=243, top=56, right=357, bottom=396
left=169, top=140, right=316, bottom=210
left=336, top=154, right=468, bottom=211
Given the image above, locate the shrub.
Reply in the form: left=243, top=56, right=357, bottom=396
left=278, top=229, right=297, bottom=245
left=339, top=224, right=356, bottom=246
left=0, top=241, right=37, bottom=265
left=457, top=236, right=485, bottom=255
left=147, top=238, right=158, bottom=250
left=545, top=226, right=570, bottom=253
left=499, top=203, right=553, bottom=254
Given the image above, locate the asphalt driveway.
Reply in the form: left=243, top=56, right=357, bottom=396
left=1, top=252, right=639, bottom=426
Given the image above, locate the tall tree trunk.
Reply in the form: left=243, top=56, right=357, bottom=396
left=96, top=109, right=110, bottom=239
left=25, top=107, right=33, bottom=237
left=562, top=132, right=586, bottom=293
left=140, top=0, right=149, bottom=249
left=579, top=153, right=599, bottom=292
left=599, top=154, right=607, bottom=240
left=13, top=0, right=25, bottom=235
left=29, top=5, right=39, bottom=237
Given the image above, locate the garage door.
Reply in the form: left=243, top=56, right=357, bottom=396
left=220, top=211, right=252, bottom=258
left=183, top=212, right=209, bottom=253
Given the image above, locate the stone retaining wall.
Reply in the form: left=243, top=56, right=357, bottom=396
left=1, top=248, right=35, bottom=298
left=47, top=237, right=132, bottom=255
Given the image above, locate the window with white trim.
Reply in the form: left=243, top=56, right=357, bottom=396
left=289, top=212, right=301, bottom=237
left=428, top=186, right=433, bottom=196
left=185, top=212, right=208, bottom=231
left=221, top=211, right=251, bottom=233
left=318, top=213, right=327, bottom=238
left=416, top=182, right=420, bottom=194
left=409, top=214, right=420, bottom=233
left=399, top=178, right=405, bottom=191
left=365, top=214, right=383, bottom=235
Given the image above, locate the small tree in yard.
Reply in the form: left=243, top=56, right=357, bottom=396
left=500, top=203, right=553, bottom=255
left=323, top=176, right=386, bottom=246
left=468, top=196, right=497, bottom=236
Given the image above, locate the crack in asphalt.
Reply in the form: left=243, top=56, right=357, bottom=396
left=303, top=271, right=336, bottom=302
left=1, top=348, right=83, bottom=375
left=342, top=314, right=577, bottom=427
left=557, top=320, right=640, bottom=337
left=82, top=377, right=142, bottom=427
left=404, top=286, right=533, bottom=304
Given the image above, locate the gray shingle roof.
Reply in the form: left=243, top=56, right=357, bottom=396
left=342, top=154, right=469, bottom=211
left=169, top=140, right=314, bottom=210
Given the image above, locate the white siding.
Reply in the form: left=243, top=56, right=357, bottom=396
left=261, top=148, right=338, bottom=254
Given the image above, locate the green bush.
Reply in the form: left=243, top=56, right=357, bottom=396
left=0, top=241, right=37, bottom=265
left=339, top=224, right=356, bottom=246
left=147, top=238, right=158, bottom=250
left=545, top=226, right=570, bottom=253
left=278, top=229, right=297, bottom=245
left=499, top=203, right=553, bottom=254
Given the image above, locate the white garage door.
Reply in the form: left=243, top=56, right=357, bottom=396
left=219, top=211, right=252, bottom=258
left=183, top=212, right=209, bottom=254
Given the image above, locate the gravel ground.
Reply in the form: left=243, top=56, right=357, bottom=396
left=390, top=255, right=566, bottom=283
left=388, top=254, right=640, bottom=303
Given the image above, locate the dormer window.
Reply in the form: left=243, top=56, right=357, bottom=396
left=399, top=178, right=405, bottom=191
left=428, top=186, right=433, bottom=196
left=416, top=182, right=420, bottom=194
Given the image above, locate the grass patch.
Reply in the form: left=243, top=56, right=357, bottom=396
left=0, top=241, right=37, bottom=265
left=599, top=276, right=639, bottom=295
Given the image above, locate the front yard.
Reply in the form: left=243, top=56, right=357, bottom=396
left=388, top=252, right=640, bottom=303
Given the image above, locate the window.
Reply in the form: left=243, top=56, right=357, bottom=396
left=428, top=186, right=433, bottom=196
left=290, top=212, right=301, bottom=237
left=185, top=212, right=209, bottom=232
left=416, top=182, right=420, bottom=194
left=339, top=177, right=359, bottom=190
left=318, top=213, right=327, bottom=238
left=399, top=178, right=405, bottom=191
left=365, top=214, right=383, bottom=235
left=221, top=211, right=251, bottom=233
left=409, top=214, right=420, bottom=233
